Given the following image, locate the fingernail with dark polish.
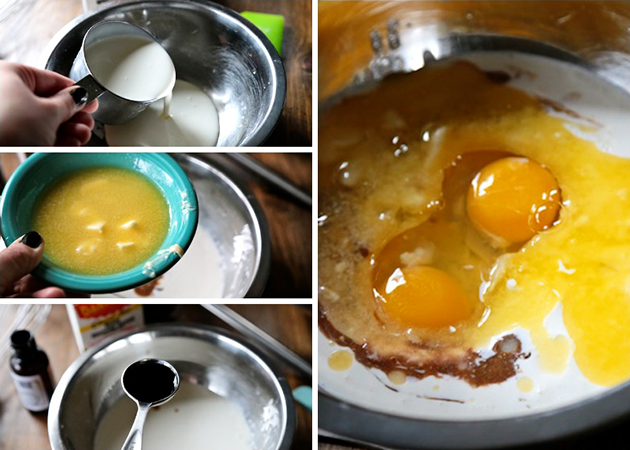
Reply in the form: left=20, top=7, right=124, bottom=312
left=21, top=231, right=43, bottom=249
left=71, top=87, right=88, bottom=106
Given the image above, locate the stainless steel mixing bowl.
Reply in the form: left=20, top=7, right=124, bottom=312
left=174, top=154, right=270, bottom=297
left=319, top=1, right=630, bottom=448
left=319, top=1, right=630, bottom=100
left=48, top=324, right=296, bottom=450
left=43, top=0, right=286, bottom=146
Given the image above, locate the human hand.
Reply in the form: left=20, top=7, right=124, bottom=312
left=0, top=231, right=66, bottom=298
left=0, top=61, right=99, bottom=146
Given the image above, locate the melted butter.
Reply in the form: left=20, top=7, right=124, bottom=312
left=517, top=377, right=535, bottom=393
left=33, top=167, right=169, bottom=275
left=461, top=108, right=630, bottom=385
left=319, top=60, right=630, bottom=387
left=530, top=329, right=572, bottom=374
left=387, top=370, right=407, bottom=385
left=328, top=350, right=354, bottom=371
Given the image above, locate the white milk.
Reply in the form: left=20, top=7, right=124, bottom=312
left=86, top=35, right=175, bottom=101
left=161, top=92, right=173, bottom=118
left=94, top=383, right=252, bottom=450
left=136, top=225, right=225, bottom=298
left=105, top=79, right=220, bottom=146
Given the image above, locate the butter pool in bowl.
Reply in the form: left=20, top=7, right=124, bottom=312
left=0, top=153, right=198, bottom=293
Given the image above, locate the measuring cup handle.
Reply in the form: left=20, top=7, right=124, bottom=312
left=74, top=74, right=105, bottom=104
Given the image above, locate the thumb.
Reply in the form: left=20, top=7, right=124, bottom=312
left=0, top=231, right=45, bottom=296
left=45, top=86, right=89, bottom=123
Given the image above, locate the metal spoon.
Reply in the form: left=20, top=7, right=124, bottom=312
left=120, top=358, right=180, bottom=450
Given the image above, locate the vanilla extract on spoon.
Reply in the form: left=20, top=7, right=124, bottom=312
left=120, top=358, right=179, bottom=450
left=123, top=359, right=179, bottom=404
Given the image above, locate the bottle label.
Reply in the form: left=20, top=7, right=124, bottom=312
left=10, top=372, right=50, bottom=412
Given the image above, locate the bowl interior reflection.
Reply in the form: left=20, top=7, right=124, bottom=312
left=50, top=327, right=292, bottom=450
left=44, top=0, right=285, bottom=146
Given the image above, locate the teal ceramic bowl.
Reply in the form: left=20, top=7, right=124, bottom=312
left=0, top=153, right=198, bottom=293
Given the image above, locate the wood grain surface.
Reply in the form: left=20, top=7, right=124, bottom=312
left=0, top=152, right=312, bottom=298
left=249, top=153, right=312, bottom=297
left=0, top=0, right=312, bottom=146
left=0, top=304, right=312, bottom=450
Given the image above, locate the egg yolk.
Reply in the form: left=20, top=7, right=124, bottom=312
left=376, top=266, right=475, bottom=328
left=466, top=157, right=560, bottom=245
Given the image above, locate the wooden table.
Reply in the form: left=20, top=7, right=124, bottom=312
left=0, top=304, right=312, bottom=450
left=0, top=0, right=312, bottom=146
left=0, top=152, right=312, bottom=298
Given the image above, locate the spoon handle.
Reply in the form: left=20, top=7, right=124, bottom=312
left=121, top=403, right=150, bottom=450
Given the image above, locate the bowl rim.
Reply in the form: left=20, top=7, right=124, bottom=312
left=318, top=33, right=630, bottom=449
left=319, top=382, right=630, bottom=450
left=41, top=0, right=287, bottom=146
left=0, top=152, right=199, bottom=293
left=47, top=323, right=296, bottom=450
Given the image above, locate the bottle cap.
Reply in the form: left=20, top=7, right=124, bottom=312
left=10, top=329, right=36, bottom=351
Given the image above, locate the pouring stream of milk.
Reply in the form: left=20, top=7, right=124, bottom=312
left=161, top=93, right=173, bottom=119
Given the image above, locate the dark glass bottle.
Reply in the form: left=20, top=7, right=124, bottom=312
left=9, top=330, right=54, bottom=413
